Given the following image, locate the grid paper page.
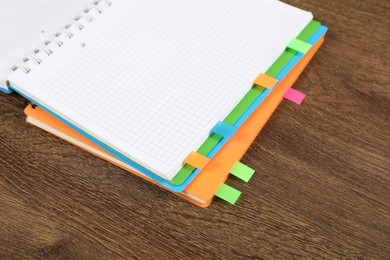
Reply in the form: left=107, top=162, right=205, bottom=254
left=23, top=0, right=312, bottom=179
left=0, top=0, right=80, bottom=60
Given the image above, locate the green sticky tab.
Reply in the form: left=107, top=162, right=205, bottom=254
left=230, top=162, right=255, bottom=183
left=287, top=38, right=312, bottom=54
left=215, top=184, right=241, bottom=205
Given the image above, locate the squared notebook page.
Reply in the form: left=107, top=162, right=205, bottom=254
left=9, top=0, right=312, bottom=180
left=0, top=0, right=91, bottom=90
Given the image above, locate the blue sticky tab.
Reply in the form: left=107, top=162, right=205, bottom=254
left=210, top=121, right=236, bottom=139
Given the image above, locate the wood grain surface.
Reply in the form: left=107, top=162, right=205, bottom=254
left=1, top=0, right=389, bottom=259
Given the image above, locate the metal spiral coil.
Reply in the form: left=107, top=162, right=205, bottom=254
left=11, top=0, right=113, bottom=74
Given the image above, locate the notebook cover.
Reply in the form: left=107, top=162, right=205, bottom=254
left=24, top=33, right=324, bottom=207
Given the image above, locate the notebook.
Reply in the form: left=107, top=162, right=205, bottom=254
left=24, top=35, right=325, bottom=206
left=5, top=0, right=313, bottom=182
left=23, top=24, right=327, bottom=206
left=0, top=0, right=92, bottom=93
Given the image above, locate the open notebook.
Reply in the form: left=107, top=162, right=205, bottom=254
left=24, top=32, right=326, bottom=206
left=6, top=0, right=313, bottom=181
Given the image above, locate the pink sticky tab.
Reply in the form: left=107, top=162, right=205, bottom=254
left=283, top=88, right=306, bottom=105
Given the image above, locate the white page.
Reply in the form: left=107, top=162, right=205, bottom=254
left=0, top=0, right=92, bottom=91
left=9, top=0, right=313, bottom=180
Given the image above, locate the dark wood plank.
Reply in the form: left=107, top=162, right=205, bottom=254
left=0, top=0, right=389, bottom=258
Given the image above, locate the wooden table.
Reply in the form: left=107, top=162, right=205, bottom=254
left=1, top=0, right=389, bottom=258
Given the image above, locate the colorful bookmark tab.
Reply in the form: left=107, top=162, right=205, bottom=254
left=283, top=88, right=306, bottom=105
left=287, top=38, right=312, bottom=54
left=215, top=183, right=241, bottom=205
left=210, top=121, right=236, bottom=139
left=254, top=73, right=279, bottom=89
left=230, top=162, right=255, bottom=183
left=184, top=151, right=210, bottom=169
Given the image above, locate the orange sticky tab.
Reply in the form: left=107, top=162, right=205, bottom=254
left=253, top=73, right=278, bottom=89
left=184, top=152, right=210, bottom=169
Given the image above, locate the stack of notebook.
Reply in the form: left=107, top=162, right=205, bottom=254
left=1, top=0, right=327, bottom=207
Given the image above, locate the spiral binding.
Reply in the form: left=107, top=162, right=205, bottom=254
left=11, top=0, right=113, bottom=74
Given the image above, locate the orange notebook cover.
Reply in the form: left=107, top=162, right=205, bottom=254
left=24, top=37, right=323, bottom=207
